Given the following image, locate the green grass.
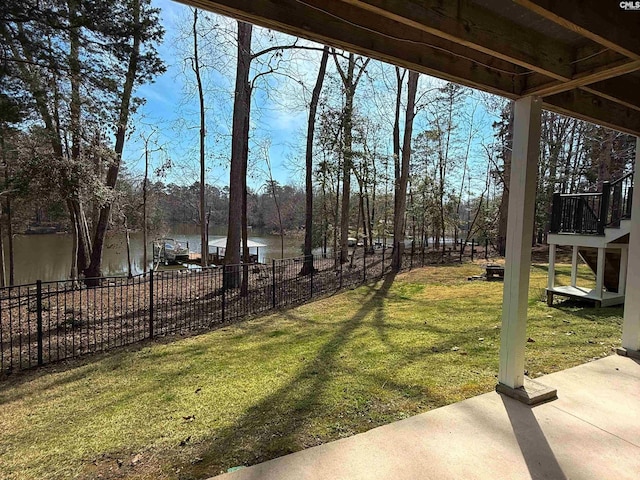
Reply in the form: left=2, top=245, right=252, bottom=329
left=0, top=263, right=622, bottom=480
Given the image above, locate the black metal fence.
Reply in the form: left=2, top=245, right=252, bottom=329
left=0, top=242, right=489, bottom=377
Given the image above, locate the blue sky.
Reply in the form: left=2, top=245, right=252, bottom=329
left=123, top=0, right=317, bottom=191
left=123, top=0, right=504, bottom=195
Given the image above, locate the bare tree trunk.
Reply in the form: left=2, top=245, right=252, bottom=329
left=0, top=135, right=11, bottom=286
left=460, top=165, right=490, bottom=262
left=320, top=161, right=329, bottom=258
left=392, top=67, right=405, bottom=264
left=0, top=121, right=6, bottom=287
left=143, top=142, right=149, bottom=272
left=0, top=213, right=5, bottom=288
left=192, top=8, right=208, bottom=268
left=333, top=161, right=340, bottom=267
left=392, top=71, right=418, bottom=270
left=360, top=183, right=368, bottom=251
left=301, top=46, right=329, bottom=275
left=241, top=87, right=251, bottom=297
left=123, top=214, right=133, bottom=278
left=225, top=21, right=252, bottom=289
left=339, top=56, right=355, bottom=264
left=68, top=198, right=90, bottom=276
left=265, top=150, right=284, bottom=259
left=364, top=178, right=374, bottom=253
left=69, top=203, right=79, bottom=285
left=350, top=191, right=363, bottom=269
left=333, top=52, right=370, bottom=264
left=85, top=0, right=142, bottom=283
left=69, top=0, right=84, bottom=280
left=6, top=191, right=13, bottom=286
left=367, top=151, right=376, bottom=252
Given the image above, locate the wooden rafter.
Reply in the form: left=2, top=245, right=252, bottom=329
left=183, top=0, right=523, bottom=97
left=544, top=89, right=640, bottom=136
left=582, top=76, right=640, bottom=114
left=514, top=0, right=640, bottom=60
left=178, top=0, right=640, bottom=135
left=339, top=0, right=573, bottom=81
left=523, top=59, right=640, bottom=97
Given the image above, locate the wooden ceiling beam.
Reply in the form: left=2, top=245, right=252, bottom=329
left=582, top=76, right=640, bottom=114
left=523, top=59, right=640, bottom=97
left=543, top=89, right=640, bottom=136
left=515, top=0, right=640, bottom=60
left=340, top=0, right=573, bottom=81
left=180, top=0, right=522, bottom=97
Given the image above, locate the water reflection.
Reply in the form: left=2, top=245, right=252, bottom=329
left=9, top=227, right=308, bottom=284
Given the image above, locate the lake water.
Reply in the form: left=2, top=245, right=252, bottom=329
left=6, top=225, right=309, bottom=284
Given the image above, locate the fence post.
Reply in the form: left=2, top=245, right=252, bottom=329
left=310, top=254, right=314, bottom=299
left=272, top=259, right=277, bottom=308
left=599, top=181, right=611, bottom=234
left=36, top=280, right=43, bottom=366
left=485, top=238, right=489, bottom=260
left=149, top=269, right=154, bottom=339
left=471, top=239, right=475, bottom=261
left=550, top=192, right=562, bottom=233
left=221, top=268, right=226, bottom=322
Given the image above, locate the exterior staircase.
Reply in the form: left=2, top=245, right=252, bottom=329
left=578, top=247, right=622, bottom=293
left=546, top=172, right=633, bottom=307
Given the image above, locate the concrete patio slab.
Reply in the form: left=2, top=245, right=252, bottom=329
left=211, top=355, right=640, bottom=480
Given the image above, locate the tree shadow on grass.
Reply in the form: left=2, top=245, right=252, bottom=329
left=176, top=273, right=447, bottom=479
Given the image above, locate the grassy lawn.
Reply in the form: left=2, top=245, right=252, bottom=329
left=0, top=263, right=622, bottom=480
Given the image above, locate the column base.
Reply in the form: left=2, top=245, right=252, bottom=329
left=616, top=347, right=640, bottom=360
left=496, top=377, right=557, bottom=405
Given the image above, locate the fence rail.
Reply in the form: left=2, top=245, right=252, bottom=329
left=1, top=241, right=490, bottom=377
left=550, top=171, right=634, bottom=235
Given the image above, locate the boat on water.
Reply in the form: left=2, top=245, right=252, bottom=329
left=153, top=238, right=189, bottom=265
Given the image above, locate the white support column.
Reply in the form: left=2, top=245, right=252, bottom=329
left=619, top=246, right=628, bottom=295
left=547, top=244, right=556, bottom=290
left=498, top=97, right=541, bottom=390
left=621, top=138, right=640, bottom=354
left=595, top=247, right=605, bottom=299
left=571, top=246, right=579, bottom=287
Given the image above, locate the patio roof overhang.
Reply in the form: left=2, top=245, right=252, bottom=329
left=175, top=0, right=640, bottom=402
left=179, top=0, right=640, bottom=136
